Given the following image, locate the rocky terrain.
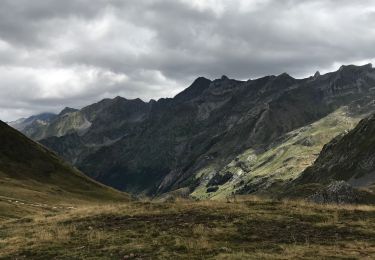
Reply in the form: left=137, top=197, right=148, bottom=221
left=193, top=106, right=364, bottom=200
left=12, top=64, right=375, bottom=199
left=288, top=111, right=375, bottom=203
left=298, top=113, right=375, bottom=188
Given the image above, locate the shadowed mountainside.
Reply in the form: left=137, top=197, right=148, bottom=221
left=13, top=64, right=375, bottom=197
left=0, top=120, right=127, bottom=215
left=287, top=112, right=375, bottom=202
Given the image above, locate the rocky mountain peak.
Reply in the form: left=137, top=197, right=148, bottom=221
left=174, top=77, right=211, bottom=101
left=277, top=72, right=294, bottom=79
left=337, top=63, right=373, bottom=75
left=265, top=72, right=295, bottom=89
left=220, top=75, right=229, bottom=80
left=314, top=71, right=321, bottom=78
left=59, top=107, right=78, bottom=116
left=113, top=96, right=127, bottom=102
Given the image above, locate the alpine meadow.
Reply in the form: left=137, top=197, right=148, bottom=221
left=1, top=1, right=375, bottom=259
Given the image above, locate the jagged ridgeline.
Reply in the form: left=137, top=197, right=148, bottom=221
left=9, top=64, right=375, bottom=199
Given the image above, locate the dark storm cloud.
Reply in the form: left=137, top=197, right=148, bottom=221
left=0, top=0, right=106, bottom=47
left=1, top=0, right=375, bottom=121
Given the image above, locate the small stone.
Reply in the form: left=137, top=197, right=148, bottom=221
left=220, top=247, right=232, bottom=252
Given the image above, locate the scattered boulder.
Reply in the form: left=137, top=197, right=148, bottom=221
left=123, top=253, right=136, bottom=259
left=309, top=181, right=358, bottom=204
left=294, top=136, right=315, bottom=147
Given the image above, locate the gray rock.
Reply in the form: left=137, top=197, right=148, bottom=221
left=309, top=181, right=358, bottom=204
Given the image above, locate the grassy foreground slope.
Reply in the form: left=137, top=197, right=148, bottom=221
left=0, top=120, right=127, bottom=219
left=1, top=197, right=374, bottom=259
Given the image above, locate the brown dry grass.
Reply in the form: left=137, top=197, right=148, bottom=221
left=0, top=196, right=374, bottom=259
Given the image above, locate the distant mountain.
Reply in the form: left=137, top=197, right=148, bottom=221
left=0, top=120, right=126, bottom=205
left=58, top=107, right=79, bottom=116
left=9, top=112, right=57, bottom=139
left=16, top=64, right=375, bottom=198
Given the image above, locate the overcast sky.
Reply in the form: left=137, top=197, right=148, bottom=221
left=1, top=0, right=375, bottom=121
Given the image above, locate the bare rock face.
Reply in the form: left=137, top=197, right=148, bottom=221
left=309, top=181, right=358, bottom=204
left=12, top=63, right=375, bottom=196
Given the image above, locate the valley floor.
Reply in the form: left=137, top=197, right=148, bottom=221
left=1, top=197, right=375, bottom=259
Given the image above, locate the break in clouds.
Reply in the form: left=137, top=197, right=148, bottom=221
left=1, top=0, right=375, bottom=121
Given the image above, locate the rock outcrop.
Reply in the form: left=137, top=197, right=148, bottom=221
left=308, top=181, right=359, bottom=204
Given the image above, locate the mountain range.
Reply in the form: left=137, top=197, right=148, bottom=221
left=9, top=64, right=375, bottom=201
